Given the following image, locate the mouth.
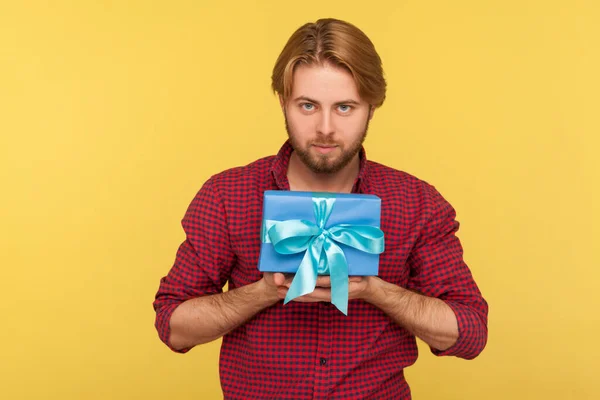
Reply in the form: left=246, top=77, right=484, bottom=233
left=312, top=143, right=338, bottom=154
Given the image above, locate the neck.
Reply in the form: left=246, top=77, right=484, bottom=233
left=287, top=152, right=360, bottom=193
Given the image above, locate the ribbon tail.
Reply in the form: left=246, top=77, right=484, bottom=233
left=284, top=237, right=322, bottom=304
left=325, top=241, right=349, bottom=315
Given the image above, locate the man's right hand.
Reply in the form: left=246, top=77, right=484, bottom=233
left=261, top=272, right=294, bottom=301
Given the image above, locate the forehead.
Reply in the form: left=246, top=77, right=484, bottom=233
left=290, top=63, right=363, bottom=103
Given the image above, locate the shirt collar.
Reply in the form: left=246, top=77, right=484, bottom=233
left=270, top=140, right=372, bottom=194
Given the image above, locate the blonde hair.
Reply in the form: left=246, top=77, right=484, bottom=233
left=271, top=18, right=386, bottom=108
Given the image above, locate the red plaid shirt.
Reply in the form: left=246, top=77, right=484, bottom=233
left=153, top=140, right=488, bottom=399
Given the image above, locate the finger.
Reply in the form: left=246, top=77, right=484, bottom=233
left=274, top=273, right=294, bottom=286
left=315, top=276, right=363, bottom=286
left=277, top=287, right=332, bottom=302
left=273, top=272, right=286, bottom=286
left=273, top=272, right=284, bottom=286
left=315, top=276, right=331, bottom=287
left=292, top=288, right=331, bottom=302
left=277, top=286, right=288, bottom=299
left=348, top=279, right=372, bottom=300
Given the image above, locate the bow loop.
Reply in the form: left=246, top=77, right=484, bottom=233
left=268, top=219, right=320, bottom=255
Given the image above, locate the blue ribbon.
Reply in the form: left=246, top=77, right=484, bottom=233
left=264, top=194, right=385, bottom=314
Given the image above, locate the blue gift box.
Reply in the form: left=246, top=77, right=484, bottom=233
left=258, top=190, right=383, bottom=276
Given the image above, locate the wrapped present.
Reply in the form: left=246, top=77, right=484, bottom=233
left=258, top=190, right=385, bottom=314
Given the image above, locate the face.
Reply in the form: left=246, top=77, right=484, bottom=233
left=282, top=63, right=374, bottom=174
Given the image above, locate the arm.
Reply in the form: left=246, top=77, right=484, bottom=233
left=360, top=277, right=458, bottom=351
left=285, top=184, right=488, bottom=359
left=153, top=177, right=284, bottom=352
left=399, top=184, right=488, bottom=358
left=287, top=276, right=458, bottom=351
left=168, top=275, right=281, bottom=350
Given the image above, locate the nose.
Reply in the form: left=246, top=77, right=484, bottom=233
left=316, top=111, right=335, bottom=136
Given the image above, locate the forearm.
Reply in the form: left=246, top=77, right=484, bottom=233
left=364, top=278, right=459, bottom=351
left=169, top=279, right=279, bottom=350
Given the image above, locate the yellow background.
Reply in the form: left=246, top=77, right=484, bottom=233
left=1, top=1, right=598, bottom=399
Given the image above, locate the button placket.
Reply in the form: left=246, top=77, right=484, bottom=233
left=313, top=302, right=334, bottom=400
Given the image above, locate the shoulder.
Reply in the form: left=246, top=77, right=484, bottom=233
left=367, top=160, right=434, bottom=194
left=183, top=154, right=275, bottom=221
left=367, top=160, right=453, bottom=215
left=200, top=155, right=275, bottom=194
left=212, top=155, right=274, bottom=184
left=182, top=155, right=275, bottom=225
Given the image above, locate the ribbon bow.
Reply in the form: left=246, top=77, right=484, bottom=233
left=264, top=195, right=384, bottom=314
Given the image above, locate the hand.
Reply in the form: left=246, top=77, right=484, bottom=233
left=272, top=274, right=378, bottom=303
left=261, top=272, right=295, bottom=302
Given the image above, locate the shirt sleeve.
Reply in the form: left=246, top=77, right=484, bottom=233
left=152, top=177, right=236, bottom=353
left=406, top=183, right=488, bottom=360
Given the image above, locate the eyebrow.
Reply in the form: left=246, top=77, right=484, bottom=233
left=293, top=96, right=361, bottom=106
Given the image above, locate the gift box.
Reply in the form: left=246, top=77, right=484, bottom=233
left=258, top=190, right=385, bottom=314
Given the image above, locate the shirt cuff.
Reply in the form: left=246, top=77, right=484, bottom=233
left=155, top=303, right=193, bottom=354
left=430, top=300, right=487, bottom=360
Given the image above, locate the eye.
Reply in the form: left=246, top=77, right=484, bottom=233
left=338, top=104, right=352, bottom=113
left=301, top=103, right=315, bottom=111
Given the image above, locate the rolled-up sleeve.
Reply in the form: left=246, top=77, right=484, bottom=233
left=152, top=177, right=235, bottom=353
left=407, top=183, right=488, bottom=360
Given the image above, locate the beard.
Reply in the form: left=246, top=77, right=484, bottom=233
left=285, top=114, right=370, bottom=174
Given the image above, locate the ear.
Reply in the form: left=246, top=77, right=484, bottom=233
left=368, top=106, right=376, bottom=120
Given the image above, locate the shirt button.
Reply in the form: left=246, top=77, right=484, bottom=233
left=320, top=357, right=327, bottom=366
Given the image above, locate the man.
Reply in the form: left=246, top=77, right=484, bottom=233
left=154, top=18, right=488, bottom=399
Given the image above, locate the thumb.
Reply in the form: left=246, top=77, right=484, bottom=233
left=273, top=272, right=286, bottom=286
